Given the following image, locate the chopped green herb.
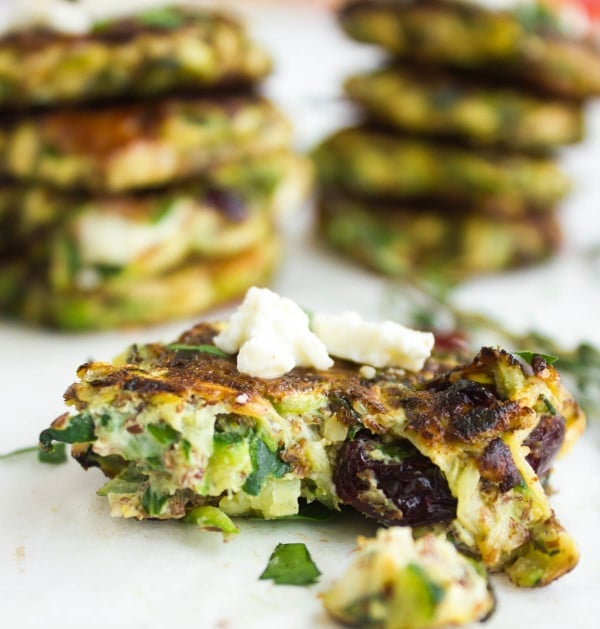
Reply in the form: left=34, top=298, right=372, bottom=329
left=514, top=351, right=559, bottom=366
left=94, top=264, right=123, bottom=280
left=0, top=443, right=67, bottom=464
left=384, top=277, right=600, bottom=417
left=39, top=412, right=95, bottom=450
left=141, top=487, right=168, bottom=516
left=243, top=436, right=290, bottom=496
left=137, top=7, right=185, bottom=29
left=98, top=465, right=148, bottom=496
left=38, top=443, right=68, bottom=464
left=184, top=506, right=239, bottom=536
left=260, top=543, right=321, bottom=585
left=151, top=198, right=175, bottom=224
left=147, top=422, right=180, bottom=446
left=541, top=395, right=557, bottom=416
left=213, top=431, right=245, bottom=446
left=166, top=344, right=230, bottom=358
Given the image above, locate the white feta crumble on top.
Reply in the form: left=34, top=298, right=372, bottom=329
left=214, top=288, right=434, bottom=378
left=312, top=311, right=434, bottom=373
left=214, top=287, right=333, bottom=379
left=359, top=365, right=377, bottom=380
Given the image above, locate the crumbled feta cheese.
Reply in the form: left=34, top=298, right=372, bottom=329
left=214, top=287, right=333, bottom=379
left=359, top=365, right=376, bottom=380
left=312, top=311, right=434, bottom=372
left=235, top=393, right=249, bottom=405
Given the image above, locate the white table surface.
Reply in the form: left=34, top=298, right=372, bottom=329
left=1, top=3, right=600, bottom=628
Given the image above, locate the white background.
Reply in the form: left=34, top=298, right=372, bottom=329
left=1, top=2, right=600, bottom=627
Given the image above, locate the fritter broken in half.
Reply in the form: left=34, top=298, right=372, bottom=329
left=41, top=322, right=585, bottom=586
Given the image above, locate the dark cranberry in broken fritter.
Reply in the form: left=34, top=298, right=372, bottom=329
left=334, top=432, right=457, bottom=527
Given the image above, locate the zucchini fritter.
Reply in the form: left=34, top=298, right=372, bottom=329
left=0, top=96, right=291, bottom=192
left=3, top=237, right=280, bottom=330
left=41, top=322, right=585, bottom=586
left=345, top=66, right=584, bottom=152
left=313, top=127, right=570, bottom=215
left=0, top=6, right=272, bottom=108
left=0, top=150, right=311, bottom=259
left=340, top=0, right=600, bottom=99
left=319, top=193, right=561, bottom=281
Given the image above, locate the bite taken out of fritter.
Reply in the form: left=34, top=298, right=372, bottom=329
left=0, top=96, right=292, bottom=193
left=318, top=192, right=562, bottom=282
left=40, top=305, right=585, bottom=588
left=339, top=0, right=600, bottom=99
left=345, top=66, right=584, bottom=153
left=0, top=5, right=272, bottom=108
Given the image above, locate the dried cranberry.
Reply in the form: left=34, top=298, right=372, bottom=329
left=334, top=433, right=457, bottom=527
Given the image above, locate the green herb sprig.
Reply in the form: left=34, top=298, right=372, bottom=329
left=0, top=443, right=67, bottom=464
left=384, top=278, right=600, bottom=417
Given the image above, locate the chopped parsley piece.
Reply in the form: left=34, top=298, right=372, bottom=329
left=147, top=422, right=180, bottom=446
left=38, top=443, right=68, bottom=464
left=514, top=351, right=559, bottom=365
left=260, top=543, right=321, bottom=586
left=39, top=412, right=95, bottom=450
left=141, top=487, right=168, bottom=516
left=166, top=344, right=230, bottom=358
left=243, top=436, right=290, bottom=496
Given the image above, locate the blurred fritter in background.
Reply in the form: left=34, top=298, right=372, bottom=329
left=0, top=0, right=311, bottom=330
left=313, top=0, right=600, bottom=283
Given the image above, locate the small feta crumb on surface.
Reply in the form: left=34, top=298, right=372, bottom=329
left=214, top=287, right=333, bottom=379
left=235, top=393, right=249, bottom=405
left=312, top=311, right=434, bottom=372
left=359, top=365, right=376, bottom=380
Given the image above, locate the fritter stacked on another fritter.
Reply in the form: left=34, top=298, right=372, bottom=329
left=314, top=0, right=600, bottom=281
left=0, top=5, right=311, bottom=329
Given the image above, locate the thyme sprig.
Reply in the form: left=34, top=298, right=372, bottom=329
left=383, top=278, right=600, bottom=417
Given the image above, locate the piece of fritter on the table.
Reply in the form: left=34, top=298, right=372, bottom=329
left=340, top=0, right=600, bottom=99
left=0, top=96, right=291, bottom=192
left=0, top=6, right=271, bottom=108
left=0, top=150, right=311, bottom=260
left=2, top=236, right=280, bottom=330
left=41, top=319, right=585, bottom=585
left=345, top=66, right=584, bottom=152
left=318, top=193, right=561, bottom=281
left=312, top=127, right=570, bottom=215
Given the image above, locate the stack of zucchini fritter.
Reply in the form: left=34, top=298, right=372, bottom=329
left=314, top=0, right=600, bottom=281
left=0, top=5, right=310, bottom=329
